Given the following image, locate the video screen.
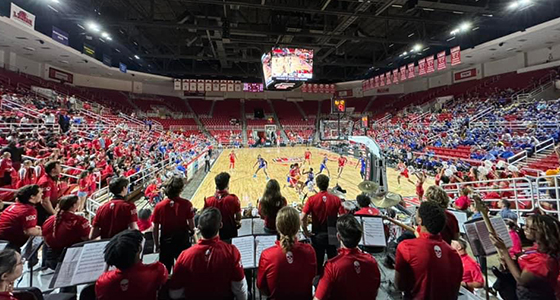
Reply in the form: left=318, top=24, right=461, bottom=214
left=262, top=48, right=313, bottom=87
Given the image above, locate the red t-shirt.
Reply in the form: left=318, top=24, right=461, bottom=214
left=168, top=237, right=245, bottom=299
left=0, top=292, right=16, bottom=300
left=92, top=198, right=138, bottom=239
left=441, top=210, right=459, bottom=245
left=204, top=191, right=241, bottom=240
left=460, top=254, right=484, bottom=292
left=42, top=211, right=91, bottom=251
left=37, top=174, right=59, bottom=207
left=302, top=191, right=342, bottom=233
left=137, top=219, right=152, bottom=232
left=454, top=195, right=470, bottom=210
left=315, top=248, right=381, bottom=300
left=0, top=203, right=37, bottom=247
left=355, top=207, right=380, bottom=216
left=395, top=232, right=463, bottom=300
left=258, top=198, right=287, bottom=232
left=95, top=262, right=168, bottom=300
left=517, top=246, right=560, bottom=295
left=152, top=197, right=194, bottom=237
left=257, top=241, right=316, bottom=300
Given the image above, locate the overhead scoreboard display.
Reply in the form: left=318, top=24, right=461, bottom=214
left=331, top=98, right=346, bottom=114
left=262, top=48, right=313, bottom=91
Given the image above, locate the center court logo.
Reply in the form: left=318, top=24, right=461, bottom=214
left=272, top=157, right=303, bottom=165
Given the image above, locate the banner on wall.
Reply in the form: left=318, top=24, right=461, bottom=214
left=454, top=68, right=477, bottom=81
left=189, top=80, right=197, bottom=91
left=374, top=76, right=379, bottom=88
left=400, top=66, right=407, bottom=81
left=426, top=55, right=435, bottom=74
left=379, top=74, right=385, bottom=87
left=407, top=63, right=415, bottom=79
left=451, top=46, right=461, bottom=66
left=385, top=72, right=391, bottom=86
left=10, top=3, right=35, bottom=29
left=418, top=59, right=426, bottom=76
left=437, top=51, right=447, bottom=71
left=174, top=79, right=182, bottom=91
left=119, top=63, right=127, bottom=73
left=392, top=69, right=399, bottom=84
left=51, top=26, right=69, bottom=46
left=197, top=80, right=204, bottom=92
left=336, top=90, right=353, bottom=97
left=83, top=44, right=95, bottom=57
left=48, top=67, right=73, bottom=83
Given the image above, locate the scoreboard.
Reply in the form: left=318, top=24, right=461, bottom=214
left=331, top=98, right=346, bottom=114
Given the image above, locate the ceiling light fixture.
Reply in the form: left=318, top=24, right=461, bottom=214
left=134, top=55, right=140, bottom=60
left=86, top=21, right=100, bottom=33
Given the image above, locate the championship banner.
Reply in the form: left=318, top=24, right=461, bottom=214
left=10, top=3, right=35, bottom=29
left=197, top=80, right=205, bottom=92
left=407, top=63, right=415, bottom=79
left=205, top=80, right=212, bottom=92
left=374, top=76, right=379, bottom=88
left=385, top=72, right=391, bottom=86
left=83, top=44, right=95, bottom=57
left=392, top=69, right=399, bottom=84
left=219, top=80, right=227, bottom=92
left=418, top=58, right=426, bottom=76
left=379, top=74, right=385, bottom=87
left=437, top=51, right=447, bottom=71
left=451, top=46, right=461, bottom=66
left=227, top=80, right=234, bottom=92
left=174, top=79, right=181, bottom=91
left=400, top=66, right=407, bottom=81
left=363, top=80, right=369, bottom=91
left=235, top=80, right=243, bottom=92
left=426, top=55, right=435, bottom=74
left=52, top=26, right=69, bottom=46
left=189, top=79, right=197, bottom=91
left=48, top=67, right=73, bottom=83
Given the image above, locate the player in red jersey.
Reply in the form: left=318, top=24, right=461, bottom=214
left=304, top=149, right=312, bottom=166
left=337, top=155, right=348, bottom=179
left=397, top=161, right=414, bottom=185
left=229, top=150, right=237, bottom=170
left=415, top=171, right=427, bottom=201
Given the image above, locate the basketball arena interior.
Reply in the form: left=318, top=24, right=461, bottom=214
left=0, top=0, right=560, bottom=299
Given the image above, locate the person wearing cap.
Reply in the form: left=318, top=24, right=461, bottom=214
left=203, top=172, right=241, bottom=241
left=395, top=201, right=463, bottom=299
left=314, top=214, right=381, bottom=300
left=451, top=239, right=484, bottom=292
left=301, top=174, right=343, bottom=275
left=168, top=208, right=248, bottom=300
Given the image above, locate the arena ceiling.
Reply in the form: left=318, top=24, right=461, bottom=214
left=7, top=0, right=560, bottom=82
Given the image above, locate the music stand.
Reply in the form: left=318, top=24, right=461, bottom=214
left=21, top=237, right=44, bottom=287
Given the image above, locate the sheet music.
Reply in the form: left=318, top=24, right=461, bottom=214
left=232, top=236, right=256, bottom=269
left=469, top=217, right=512, bottom=256
left=255, top=235, right=277, bottom=267
left=71, top=241, right=109, bottom=286
left=490, top=217, right=513, bottom=249
left=449, top=210, right=468, bottom=234
left=252, top=218, right=266, bottom=235
left=356, top=217, right=364, bottom=246
left=22, top=237, right=44, bottom=260
left=52, top=247, right=82, bottom=288
left=238, top=219, right=253, bottom=236
left=463, top=223, right=481, bottom=257
left=362, top=217, right=386, bottom=247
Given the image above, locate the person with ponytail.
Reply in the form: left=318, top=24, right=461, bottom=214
left=258, top=179, right=287, bottom=234
left=0, top=250, right=24, bottom=300
left=491, top=214, right=560, bottom=299
left=0, top=185, right=42, bottom=252
left=42, top=195, right=91, bottom=270
left=257, top=206, right=316, bottom=300
left=96, top=230, right=168, bottom=300
left=152, top=176, right=194, bottom=273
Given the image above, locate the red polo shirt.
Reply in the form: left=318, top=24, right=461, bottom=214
left=257, top=241, right=316, bottom=300
left=459, top=254, right=484, bottom=292
left=0, top=292, right=16, bottom=300
left=315, top=248, right=381, bottom=300
left=441, top=210, right=459, bottom=245
left=152, top=197, right=195, bottom=237
left=395, top=232, right=463, bottom=300
left=37, top=174, right=59, bottom=207
left=95, top=261, right=168, bottom=300
left=355, top=207, right=380, bottom=216
left=517, top=245, right=560, bottom=295
left=169, top=237, right=245, bottom=300
left=454, top=195, right=470, bottom=210
left=42, top=211, right=91, bottom=251
left=204, top=191, right=241, bottom=240
left=302, top=191, right=342, bottom=233
left=0, top=203, right=37, bottom=247
left=92, top=198, right=138, bottom=239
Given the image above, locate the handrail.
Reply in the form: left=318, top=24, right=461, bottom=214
left=535, top=138, right=555, bottom=155
left=508, top=150, right=527, bottom=165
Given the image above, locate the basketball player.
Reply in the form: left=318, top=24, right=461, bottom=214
left=415, top=171, right=427, bottom=201
left=253, top=155, right=269, bottom=180
left=337, top=155, right=348, bottom=179
left=304, top=149, right=312, bottom=166
left=356, top=154, right=367, bottom=180
left=229, top=150, right=237, bottom=170
left=317, top=154, right=330, bottom=177
left=302, top=168, right=316, bottom=193
left=397, top=160, right=414, bottom=185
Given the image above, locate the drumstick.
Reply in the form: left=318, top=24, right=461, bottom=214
left=383, top=216, right=415, bottom=233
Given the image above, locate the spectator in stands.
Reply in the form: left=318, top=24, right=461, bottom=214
left=1, top=141, right=24, bottom=171
left=16, top=160, right=34, bottom=189
left=0, top=152, right=13, bottom=187
left=498, top=199, right=518, bottom=221
left=491, top=214, right=560, bottom=299
left=425, top=186, right=459, bottom=244
left=96, top=230, right=168, bottom=300
left=90, top=177, right=138, bottom=239
left=42, top=195, right=91, bottom=270
left=169, top=208, right=248, bottom=300
left=395, top=201, right=463, bottom=299
left=0, top=185, right=42, bottom=252
left=453, top=187, right=472, bottom=211
left=144, top=179, right=161, bottom=205
left=314, top=214, right=381, bottom=300
left=258, top=179, right=287, bottom=234
left=257, top=206, right=316, bottom=299
left=153, top=177, right=195, bottom=273
left=451, top=239, right=484, bottom=292
left=0, top=249, right=24, bottom=298
left=137, top=209, right=153, bottom=232
left=354, top=194, right=380, bottom=216
left=36, top=161, right=61, bottom=224
left=203, top=172, right=241, bottom=241
left=301, top=174, right=342, bottom=275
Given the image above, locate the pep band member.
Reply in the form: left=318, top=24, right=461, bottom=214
left=169, top=208, right=248, bottom=300
left=96, top=230, right=168, bottom=300
left=258, top=179, right=287, bottom=234
left=0, top=249, right=24, bottom=300
left=0, top=185, right=42, bottom=252
left=425, top=185, right=459, bottom=244
left=42, top=195, right=91, bottom=270
left=491, top=214, right=560, bottom=299
left=153, top=176, right=195, bottom=272
left=257, top=207, right=316, bottom=300
left=203, top=172, right=241, bottom=242
left=314, top=214, right=381, bottom=300
left=451, top=239, right=484, bottom=292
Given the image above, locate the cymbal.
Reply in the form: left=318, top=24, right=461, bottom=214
left=358, top=181, right=379, bottom=193
left=372, top=192, right=403, bottom=208
left=328, top=188, right=346, bottom=199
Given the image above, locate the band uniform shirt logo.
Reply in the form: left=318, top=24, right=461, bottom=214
left=286, top=251, right=294, bottom=264
left=354, top=261, right=361, bottom=274
left=120, top=279, right=129, bottom=291
left=434, top=245, right=442, bottom=258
